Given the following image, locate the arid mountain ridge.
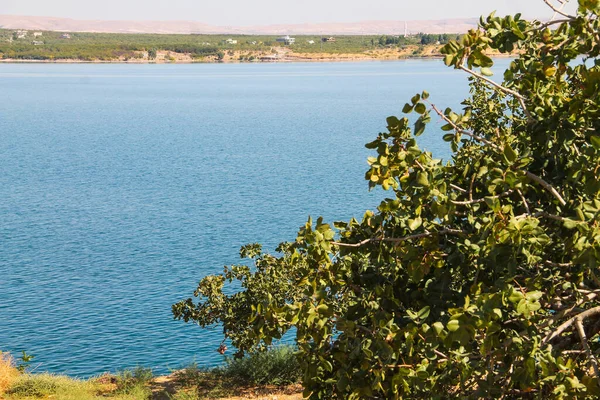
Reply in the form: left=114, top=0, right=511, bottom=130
left=0, top=14, right=478, bottom=35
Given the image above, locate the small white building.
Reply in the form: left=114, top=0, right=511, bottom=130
left=225, top=38, right=237, bottom=45
left=15, top=30, right=28, bottom=39
left=276, top=35, right=295, bottom=45
left=60, top=33, right=71, bottom=39
left=307, top=40, right=315, bottom=45
left=33, top=32, right=43, bottom=37
left=32, top=41, right=44, bottom=45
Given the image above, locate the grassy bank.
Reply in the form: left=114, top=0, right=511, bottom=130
left=0, top=347, right=302, bottom=400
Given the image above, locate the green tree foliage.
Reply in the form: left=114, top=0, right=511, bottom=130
left=174, top=1, right=600, bottom=398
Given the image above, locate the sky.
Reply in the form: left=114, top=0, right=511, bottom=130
left=0, top=0, right=579, bottom=26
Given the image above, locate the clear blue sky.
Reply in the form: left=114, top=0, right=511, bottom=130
left=0, top=0, right=579, bottom=25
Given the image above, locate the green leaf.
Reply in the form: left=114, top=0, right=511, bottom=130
left=481, top=67, right=493, bottom=76
left=415, top=103, right=427, bottom=115
left=417, top=306, right=430, bottom=319
left=408, top=217, right=422, bottom=231
left=414, top=120, right=426, bottom=136
left=503, top=144, right=518, bottom=163
left=447, top=319, right=460, bottom=332
left=402, top=103, right=414, bottom=113
left=416, top=171, right=430, bottom=187
left=590, top=135, right=600, bottom=150
left=432, top=322, right=444, bottom=336
left=563, top=218, right=579, bottom=229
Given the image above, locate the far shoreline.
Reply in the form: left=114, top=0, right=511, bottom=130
left=0, top=56, right=446, bottom=65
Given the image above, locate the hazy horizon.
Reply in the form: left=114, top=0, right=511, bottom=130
left=0, top=0, right=579, bottom=26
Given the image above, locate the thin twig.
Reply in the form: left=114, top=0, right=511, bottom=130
left=458, top=65, right=526, bottom=100
left=451, top=190, right=513, bottom=206
left=524, top=171, right=567, bottom=206
left=450, top=183, right=467, bottom=193
left=429, top=103, right=500, bottom=149
left=332, top=229, right=464, bottom=248
left=528, top=18, right=574, bottom=33
left=469, top=174, right=476, bottom=202
left=543, top=0, right=576, bottom=19
left=562, top=350, right=586, bottom=355
left=517, top=189, right=531, bottom=215
left=545, top=260, right=573, bottom=267
left=575, top=317, right=600, bottom=385
left=434, top=349, right=449, bottom=359
left=458, top=65, right=534, bottom=121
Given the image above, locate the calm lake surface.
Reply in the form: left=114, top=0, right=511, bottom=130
left=0, top=59, right=510, bottom=377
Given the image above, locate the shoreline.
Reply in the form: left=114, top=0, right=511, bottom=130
left=0, top=55, right=446, bottom=65
left=0, top=44, right=516, bottom=64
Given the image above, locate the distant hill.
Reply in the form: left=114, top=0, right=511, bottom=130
left=0, top=15, right=478, bottom=35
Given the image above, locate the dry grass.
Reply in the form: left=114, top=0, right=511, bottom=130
left=0, top=352, right=21, bottom=395
left=0, top=348, right=302, bottom=399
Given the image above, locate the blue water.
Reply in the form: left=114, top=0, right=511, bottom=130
left=0, top=60, right=510, bottom=377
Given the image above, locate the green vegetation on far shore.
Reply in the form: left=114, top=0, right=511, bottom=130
left=0, top=29, right=459, bottom=61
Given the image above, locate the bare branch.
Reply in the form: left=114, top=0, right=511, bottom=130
left=545, top=260, right=573, bottom=267
left=332, top=238, right=373, bottom=248
left=450, top=183, right=468, bottom=193
left=538, top=212, right=568, bottom=222
left=514, top=212, right=569, bottom=223
left=562, top=350, right=586, bottom=355
left=458, top=65, right=525, bottom=100
left=543, top=0, right=576, bottom=19
left=524, top=171, right=567, bottom=206
left=469, top=174, right=476, bottom=202
left=458, top=65, right=534, bottom=121
left=575, top=317, right=600, bottom=385
left=381, top=229, right=464, bottom=243
left=434, top=349, right=449, bottom=359
left=332, top=229, right=464, bottom=248
left=543, top=306, right=600, bottom=344
left=451, top=190, right=514, bottom=206
left=517, top=189, right=531, bottom=215
left=528, top=18, right=574, bottom=33
left=429, top=103, right=500, bottom=149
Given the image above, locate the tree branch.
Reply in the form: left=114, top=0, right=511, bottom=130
left=429, top=103, right=500, bottom=149
left=543, top=306, right=600, bottom=344
left=332, top=229, right=464, bottom=248
left=543, top=0, right=576, bottom=19
left=450, top=183, right=468, bottom=193
left=458, top=65, right=533, bottom=121
left=459, top=65, right=525, bottom=99
left=517, top=189, right=531, bottom=215
left=575, top=316, right=600, bottom=386
left=524, top=171, right=567, bottom=206
left=451, top=190, right=514, bottom=205
left=528, top=18, right=574, bottom=33
left=469, top=174, right=476, bottom=202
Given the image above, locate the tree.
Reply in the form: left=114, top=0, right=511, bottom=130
left=174, top=1, right=600, bottom=398
left=148, top=48, right=157, bottom=60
